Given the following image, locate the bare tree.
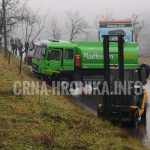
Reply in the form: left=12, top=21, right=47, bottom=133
left=65, top=10, right=88, bottom=41
left=131, top=14, right=144, bottom=43
left=0, top=11, right=3, bottom=49
left=48, top=17, right=62, bottom=40
left=2, top=0, right=7, bottom=57
left=21, top=6, right=49, bottom=44
left=22, top=7, right=40, bottom=42
left=0, top=0, right=26, bottom=31
left=0, top=0, right=26, bottom=57
left=18, top=6, right=49, bottom=74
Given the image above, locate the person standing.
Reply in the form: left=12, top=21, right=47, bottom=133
left=11, top=43, right=15, bottom=54
left=14, top=42, right=18, bottom=55
left=10, top=38, right=15, bottom=54
left=25, top=41, right=29, bottom=55
left=18, top=42, right=23, bottom=58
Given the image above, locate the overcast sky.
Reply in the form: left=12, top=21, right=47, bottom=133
left=25, top=0, right=150, bottom=55
left=27, top=0, right=150, bottom=38
left=28, top=0, right=150, bottom=20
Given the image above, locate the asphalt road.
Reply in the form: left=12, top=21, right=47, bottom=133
left=71, top=84, right=150, bottom=147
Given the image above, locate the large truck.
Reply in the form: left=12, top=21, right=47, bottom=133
left=31, top=40, right=140, bottom=82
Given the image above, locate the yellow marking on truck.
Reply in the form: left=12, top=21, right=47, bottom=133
left=45, top=70, right=60, bottom=74
left=124, top=55, right=135, bottom=60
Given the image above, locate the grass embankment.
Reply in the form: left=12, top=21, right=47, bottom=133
left=0, top=52, right=148, bottom=150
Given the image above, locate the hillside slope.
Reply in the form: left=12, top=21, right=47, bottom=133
left=0, top=52, right=148, bottom=150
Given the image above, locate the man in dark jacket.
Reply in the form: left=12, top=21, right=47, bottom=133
left=18, top=43, right=23, bottom=58
left=14, top=43, right=18, bottom=55
left=25, top=41, right=29, bottom=55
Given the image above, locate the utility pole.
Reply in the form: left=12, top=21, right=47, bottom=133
left=2, top=0, right=8, bottom=57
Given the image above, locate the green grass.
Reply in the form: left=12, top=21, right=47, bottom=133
left=0, top=52, right=148, bottom=150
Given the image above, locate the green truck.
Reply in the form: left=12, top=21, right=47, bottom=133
left=31, top=40, right=140, bottom=83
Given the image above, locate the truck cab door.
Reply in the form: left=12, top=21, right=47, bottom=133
left=46, top=49, right=62, bottom=74
left=63, top=49, right=74, bottom=71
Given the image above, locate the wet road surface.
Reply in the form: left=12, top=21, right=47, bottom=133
left=71, top=84, right=150, bottom=147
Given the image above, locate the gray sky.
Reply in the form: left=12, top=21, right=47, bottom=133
left=28, top=0, right=150, bottom=19
left=25, top=0, right=150, bottom=55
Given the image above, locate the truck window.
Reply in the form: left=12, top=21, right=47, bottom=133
left=65, top=49, right=73, bottom=60
left=34, top=46, right=45, bottom=59
left=48, top=50, right=61, bottom=61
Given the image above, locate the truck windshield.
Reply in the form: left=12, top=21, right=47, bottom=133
left=34, top=46, right=45, bottom=59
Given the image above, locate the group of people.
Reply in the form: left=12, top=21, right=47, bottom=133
left=10, top=38, right=29, bottom=58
